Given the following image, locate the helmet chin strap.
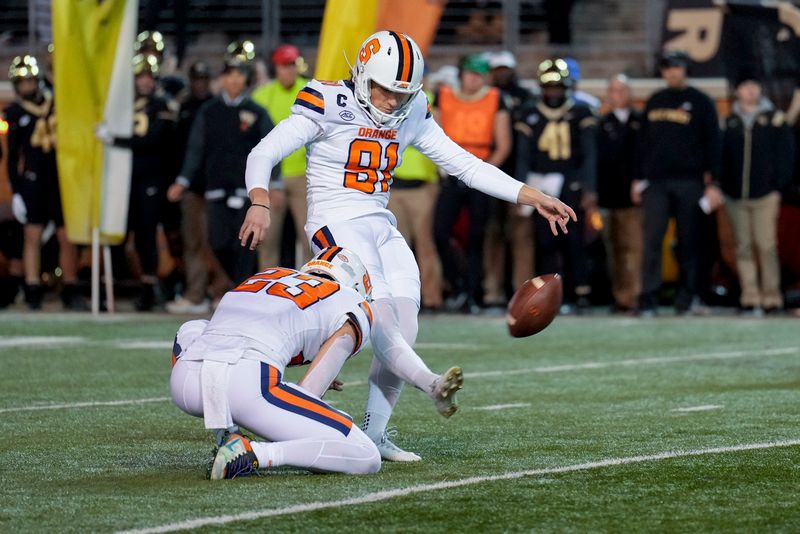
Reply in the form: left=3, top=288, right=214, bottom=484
left=344, top=49, right=355, bottom=76
left=20, top=85, right=44, bottom=103
left=543, top=94, right=567, bottom=108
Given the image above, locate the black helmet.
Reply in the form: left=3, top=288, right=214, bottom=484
left=537, top=58, right=572, bottom=88
left=225, top=40, right=256, bottom=64
left=133, top=54, right=160, bottom=76
left=9, top=55, right=40, bottom=81
left=135, top=30, right=165, bottom=59
left=189, top=60, right=212, bottom=79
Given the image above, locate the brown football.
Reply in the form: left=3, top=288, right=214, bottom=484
left=506, top=274, right=563, bottom=337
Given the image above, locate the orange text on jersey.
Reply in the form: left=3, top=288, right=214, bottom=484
left=357, top=127, right=398, bottom=140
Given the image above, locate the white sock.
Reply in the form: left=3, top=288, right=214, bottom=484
left=251, top=433, right=380, bottom=474
left=370, top=298, right=438, bottom=391
left=362, top=358, right=403, bottom=441
left=250, top=441, right=283, bottom=468
left=363, top=297, right=440, bottom=441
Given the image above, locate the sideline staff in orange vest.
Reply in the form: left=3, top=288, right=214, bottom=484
left=433, top=54, right=511, bottom=313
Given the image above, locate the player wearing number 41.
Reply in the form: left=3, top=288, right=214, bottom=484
left=514, top=58, right=598, bottom=312
left=240, top=31, right=577, bottom=461
left=171, top=247, right=380, bottom=478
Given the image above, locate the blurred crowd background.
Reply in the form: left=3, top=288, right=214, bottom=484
left=1, top=0, right=800, bottom=317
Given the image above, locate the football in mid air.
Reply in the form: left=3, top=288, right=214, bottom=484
left=506, top=274, right=563, bottom=338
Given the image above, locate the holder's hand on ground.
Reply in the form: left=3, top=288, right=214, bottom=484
left=328, top=379, right=344, bottom=392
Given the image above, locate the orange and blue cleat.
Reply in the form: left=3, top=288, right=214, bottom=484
left=208, top=433, right=259, bottom=480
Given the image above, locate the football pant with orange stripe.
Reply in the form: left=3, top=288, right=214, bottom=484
left=171, top=358, right=380, bottom=474
left=306, top=216, right=442, bottom=442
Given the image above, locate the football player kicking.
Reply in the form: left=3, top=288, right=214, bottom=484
left=170, top=247, right=380, bottom=479
left=240, top=31, right=577, bottom=461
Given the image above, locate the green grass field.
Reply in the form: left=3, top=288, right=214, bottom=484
left=1, top=312, right=799, bottom=533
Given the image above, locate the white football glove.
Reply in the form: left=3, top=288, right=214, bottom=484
left=12, top=193, right=27, bottom=224
left=41, top=221, right=56, bottom=243
left=95, top=122, right=114, bottom=145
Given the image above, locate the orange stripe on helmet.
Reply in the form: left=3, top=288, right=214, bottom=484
left=398, top=34, right=412, bottom=82
left=318, top=246, right=341, bottom=262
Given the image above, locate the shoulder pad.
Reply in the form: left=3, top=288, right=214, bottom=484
left=294, top=79, right=326, bottom=116
left=409, top=91, right=430, bottom=121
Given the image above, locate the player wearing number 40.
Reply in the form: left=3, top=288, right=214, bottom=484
left=239, top=31, right=577, bottom=462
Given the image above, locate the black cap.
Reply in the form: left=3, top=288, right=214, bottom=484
left=189, top=60, right=211, bottom=79
left=733, top=69, right=761, bottom=88
left=222, top=57, right=250, bottom=75
left=659, top=50, right=689, bottom=69
left=160, top=75, right=186, bottom=97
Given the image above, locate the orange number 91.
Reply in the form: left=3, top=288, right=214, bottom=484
left=344, top=139, right=398, bottom=194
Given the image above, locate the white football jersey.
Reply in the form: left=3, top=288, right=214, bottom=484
left=183, top=267, right=372, bottom=370
left=291, top=79, right=431, bottom=231
left=245, top=78, right=524, bottom=234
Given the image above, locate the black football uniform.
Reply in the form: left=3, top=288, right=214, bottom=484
left=128, top=92, right=177, bottom=278
left=4, top=91, right=64, bottom=226
left=515, top=98, right=598, bottom=303
left=515, top=99, right=598, bottom=189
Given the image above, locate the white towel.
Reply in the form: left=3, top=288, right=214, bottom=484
left=526, top=172, right=565, bottom=198
left=201, top=360, right=233, bottom=430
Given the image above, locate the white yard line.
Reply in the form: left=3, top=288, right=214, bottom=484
left=343, top=346, right=799, bottom=387
left=117, top=439, right=800, bottom=534
left=672, top=404, right=724, bottom=413
left=414, top=342, right=486, bottom=350
left=0, top=337, right=171, bottom=350
left=4, top=347, right=796, bottom=413
left=0, top=336, right=86, bottom=348
left=474, top=403, right=531, bottom=411
left=115, top=341, right=174, bottom=350
left=0, top=397, right=171, bottom=414
left=0, top=339, right=483, bottom=351
left=463, top=347, right=799, bottom=379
